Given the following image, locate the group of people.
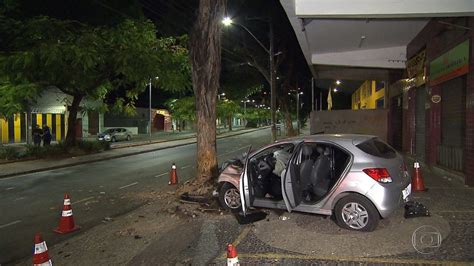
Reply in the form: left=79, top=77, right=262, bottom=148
left=32, top=124, right=52, bottom=146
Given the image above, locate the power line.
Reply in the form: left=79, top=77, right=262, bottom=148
left=93, top=0, right=131, bottom=19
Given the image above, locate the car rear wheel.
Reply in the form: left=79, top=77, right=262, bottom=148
left=126, top=135, right=131, bottom=141
left=219, top=182, right=241, bottom=212
left=334, top=194, right=379, bottom=232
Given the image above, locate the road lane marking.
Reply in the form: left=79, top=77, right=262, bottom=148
left=6, top=187, right=14, bottom=190
left=13, top=197, right=25, bottom=201
left=0, top=220, right=22, bottom=229
left=218, top=225, right=252, bottom=259
left=155, top=172, right=168, bottom=178
left=74, top=196, right=95, bottom=204
left=119, top=182, right=138, bottom=190
left=181, top=165, right=191, bottom=169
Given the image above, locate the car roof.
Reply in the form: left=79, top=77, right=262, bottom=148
left=275, top=134, right=377, bottom=146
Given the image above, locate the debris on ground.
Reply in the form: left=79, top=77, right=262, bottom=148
left=404, top=201, right=430, bottom=218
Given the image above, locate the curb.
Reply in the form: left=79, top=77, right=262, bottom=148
left=0, top=127, right=268, bottom=179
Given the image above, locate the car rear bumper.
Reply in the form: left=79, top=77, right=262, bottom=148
left=365, top=181, right=411, bottom=218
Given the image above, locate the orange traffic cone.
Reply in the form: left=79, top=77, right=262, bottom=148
left=33, top=233, right=52, bottom=266
left=53, top=193, right=81, bottom=234
left=412, top=161, right=426, bottom=192
left=169, top=163, right=178, bottom=185
left=226, top=244, right=239, bottom=266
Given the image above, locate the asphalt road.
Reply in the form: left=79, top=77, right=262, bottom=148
left=0, top=128, right=272, bottom=264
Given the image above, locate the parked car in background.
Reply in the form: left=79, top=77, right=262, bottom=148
left=98, top=128, right=132, bottom=142
left=217, top=134, right=411, bottom=232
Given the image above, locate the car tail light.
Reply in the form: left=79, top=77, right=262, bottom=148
left=363, top=168, right=392, bottom=183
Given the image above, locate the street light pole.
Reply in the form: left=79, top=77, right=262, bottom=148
left=222, top=17, right=277, bottom=142
left=149, top=78, right=152, bottom=143
left=296, top=91, right=303, bottom=135
left=269, top=20, right=277, bottom=142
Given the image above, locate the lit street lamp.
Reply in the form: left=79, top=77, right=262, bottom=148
left=222, top=16, right=278, bottom=142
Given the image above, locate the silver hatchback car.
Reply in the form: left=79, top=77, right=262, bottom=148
left=217, top=134, right=411, bottom=232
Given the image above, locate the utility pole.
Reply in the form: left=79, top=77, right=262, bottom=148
left=296, top=91, right=300, bottom=135
left=269, top=20, right=277, bottom=142
left=311, top=78, right=315, bottom=112
left=149, top=78, right=152, bottom=143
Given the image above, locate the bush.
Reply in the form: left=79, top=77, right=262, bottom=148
left=20, top=140, right=109, bottom=159
left=77, top=140, right=110, bottom=153
left=0, top=145, right=21, bottom=160
left=25, top=143, right=68, bottom=158
left=245, top=120, right=258, bottom=128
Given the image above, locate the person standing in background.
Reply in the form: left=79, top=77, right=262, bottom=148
left=32, top=125, right=42, bottom=146
left=42, top=125, right=52, bottom=146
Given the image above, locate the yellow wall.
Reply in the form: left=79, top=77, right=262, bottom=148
left=56, top=114, right=61, bottom=140
left=0, top=113, right=66, bottom=143
left=13, top=114, right=21, bottom=142
left=36, top=113, right=43, bottom=127
left=352, top=81, right=385, bottom=110
left=0, top=118, right=8, bottom=144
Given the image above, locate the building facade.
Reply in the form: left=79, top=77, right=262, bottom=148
left=352, top=81, right=385, bottom=110
left=400, top=17, right=473, bottom=186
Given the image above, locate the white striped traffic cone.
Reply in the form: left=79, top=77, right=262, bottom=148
left=227, top=244, right=239, bottom=266
left=33, top=233, right=52, bottom=266
left=53, top=193, right=80, bottom=234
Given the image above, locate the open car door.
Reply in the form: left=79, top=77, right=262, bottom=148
left=282, top=142, right=304, bottom=212
left=239, top=145, right=253, bottom=216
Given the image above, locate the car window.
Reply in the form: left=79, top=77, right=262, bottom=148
left=252, top=143, right=294, bottom=161
left=356, top=138, right=396, bottom=159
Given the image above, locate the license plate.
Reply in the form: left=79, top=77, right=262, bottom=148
left=402, top=184, right=411, bottom=200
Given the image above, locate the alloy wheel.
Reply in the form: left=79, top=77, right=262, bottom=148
left=341, top=202, right=369, bottom=230
left=224, top=188, right=241, bottom=209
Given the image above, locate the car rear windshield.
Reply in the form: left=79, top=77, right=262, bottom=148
left=356, top=138, right=396, bottom=159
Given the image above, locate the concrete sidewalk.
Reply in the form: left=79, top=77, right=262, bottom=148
left=13, top=155, right=474, bottom=265
left=0, top=127, right=269, bottom=179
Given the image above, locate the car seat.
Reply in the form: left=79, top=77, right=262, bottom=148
left=299, top=145, right=314, bottom=191
left=310, top=147, right=331, bottom=199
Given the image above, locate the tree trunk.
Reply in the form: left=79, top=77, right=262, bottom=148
left=65, top=95, right=83, bottom=147
left=279, top=98, right=295, bottom=137
left=189, top=0, right=225, bottom=186
left=227, top=116, right=232, bottom=131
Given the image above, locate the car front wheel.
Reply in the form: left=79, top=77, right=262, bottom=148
left=219, top=182, right=241, bottom=212
left=334, top=194, right=380, bottom=232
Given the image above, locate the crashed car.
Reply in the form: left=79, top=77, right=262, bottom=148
left=217, top=134, right=411, bottom=231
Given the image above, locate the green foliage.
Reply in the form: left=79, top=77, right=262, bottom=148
left=165, top=97, right=196, bottom=122
left=22, top=140, right=108, bottom=159
left=217, top=100, right=240, bottom=121
left=0, top=145, right=21, bottom=160
left=25, top=144, right=67, bottom=158
left=0, top=16, right=191, bottom=143
left=77, top=140, right=110, bottom=153
left=244, top=107, right=270, bottom=127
